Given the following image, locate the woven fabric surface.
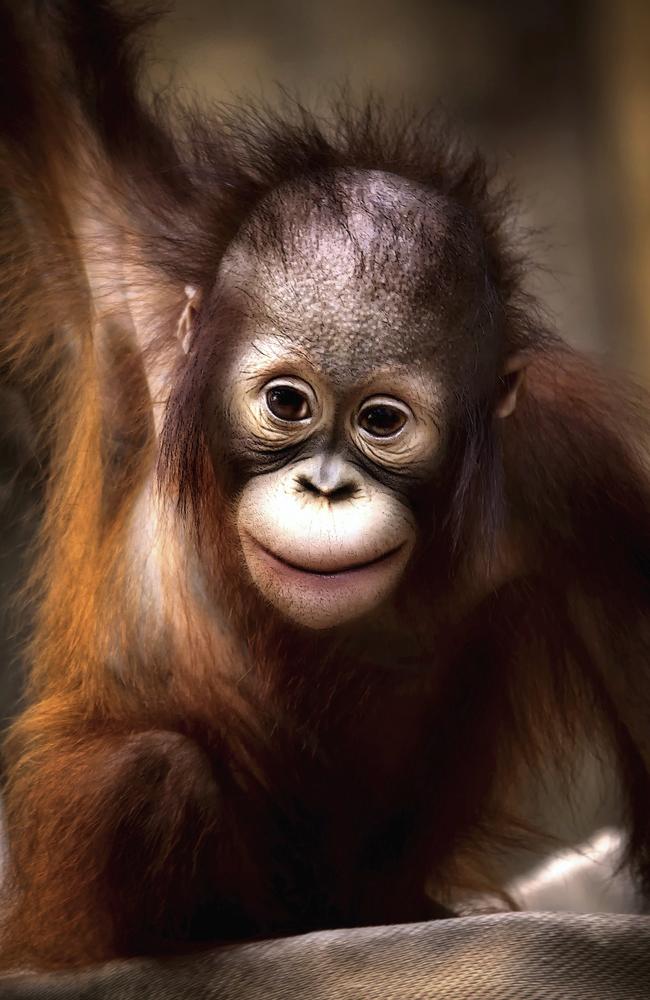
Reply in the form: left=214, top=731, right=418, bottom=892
left=0, top=912, right=648, bottom=1000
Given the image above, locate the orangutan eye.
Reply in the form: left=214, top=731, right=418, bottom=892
left=358, top=401, right=408, bottom=438
left=265, top=385, right=312, bottom=422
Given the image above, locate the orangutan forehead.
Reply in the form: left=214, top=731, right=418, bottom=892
left=217, top=170, right=486, bottom=381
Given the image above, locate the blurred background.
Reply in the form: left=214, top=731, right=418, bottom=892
left=1, top=0, right=649, bottom=731
left=146, top=0, right=650, bottom=367
left=0, top=0, right=648, bottom=911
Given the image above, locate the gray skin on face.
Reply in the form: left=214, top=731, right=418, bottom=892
left=202, top=171, right=498, bottom=630
left=225, top=169, right=491, bottom=388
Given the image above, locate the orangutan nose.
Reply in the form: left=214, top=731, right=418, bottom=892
left=295, top=455, right=360, bottom=502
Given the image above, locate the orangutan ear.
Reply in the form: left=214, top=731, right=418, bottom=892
left=177, top=285, right=201, bottom=354
left=495, top=352, right=529, bottom=418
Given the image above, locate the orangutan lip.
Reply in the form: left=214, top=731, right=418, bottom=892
left=249, top=536, right=404, bottom=577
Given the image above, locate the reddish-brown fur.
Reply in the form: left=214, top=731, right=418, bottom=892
left=0, top=0, right=649, bottom=972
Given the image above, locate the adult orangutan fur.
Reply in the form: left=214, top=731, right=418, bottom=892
left=0, top=0, right=649, bottom=974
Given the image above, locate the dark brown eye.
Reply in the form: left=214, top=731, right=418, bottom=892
left=358, top=403, right=407, bottom=438
left=266, top=385, right=311, bottom=422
